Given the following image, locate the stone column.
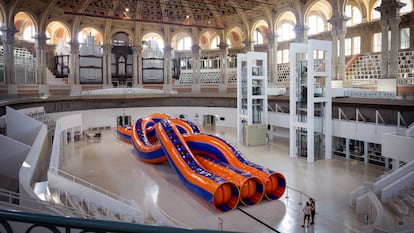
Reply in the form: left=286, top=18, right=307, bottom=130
left=328, top=15, right=348, bottom=81
left=267, top=33, right=278, bottom=84
left=69, top=41, right=80, bottom=91
left=137, top=46, right=143, bottom=86
left=164, top=46, right=172, bottom=85
left=191, top=44, right=201, bottom=93
left=102, top=44, right=111, bottom=86
left=0, top=26, right=17, bottom=88
left=293, top=24, right=307, bottom=43
left=330, top=30, right=338, bottom=80
left=106, top=45, right=112, bottom=86
left=389, top=17, right=401, bottom=79
left=34, top=35, right=49, bottom=85
left=164, top=45, right=173, bottom=93
left=132, top=46, right=141, bottom=87
left=379, top=19, right=389, bottom=79
left=243, top=39, right=253, bottom=52
left=337, top=28, right=347, bottom=81
left=376, top=0, right=405, bottom=79
left=218, top=42, right=229, bottom=93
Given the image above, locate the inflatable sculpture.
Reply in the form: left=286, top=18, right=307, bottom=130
left=117, top=113, right=286, bottom=212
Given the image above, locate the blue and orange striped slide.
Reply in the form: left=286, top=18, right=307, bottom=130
left=117, top=113, right=286, bottom=212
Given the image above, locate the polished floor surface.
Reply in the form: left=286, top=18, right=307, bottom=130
left=59, top=126, right=386, bottom=233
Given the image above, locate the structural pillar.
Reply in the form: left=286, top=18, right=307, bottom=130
left=69, top=41, right=80, bottom=92
left=191, top=44, right=201, bottom=93
left=380, top=19, right=389, bottom=79
left=267, top=33, right=278, bottom=83
left=106, top=45, right=112, bottom=86
left=34, top=34, right=49, bottom=85
left=293, top=24, right=307, bottom=43
left=132, top=46, right=141, bottom=87
left=102, top=44, right=112, bottom=87
left=330, top=30, right=338, bottom=80
left=328, top=15, right=348, bottom=81
left=389, top=17, right=401, bottom=79
left=243, top=39, right=253, bottom=52
left=376, top=0, right=405, bottom=79
left=164, top=45, right=173, bottom=92
left=337, top=28, right=347, bottom=81
left=1, top=26, right=17, bottom=90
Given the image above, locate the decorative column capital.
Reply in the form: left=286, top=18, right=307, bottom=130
left=70, top=41, right=80, bottom=51
left=34, top=34, right=49, bottom=49
left=164, top=45, right=173, bottom=56
left=218, top=42, right=228, bottom=50
left=0, top=26, right=18, bottom=44
left=266, top=32, right=278, bottom=48
left=388, top=17, right=401, bottom=26
left=132, top=45, right=142, bottom=54
left=102, top=44, right=112, bottom=53
left=191, top=44, right=200, bottom=56
left=328, top=15, right=350, bottom=31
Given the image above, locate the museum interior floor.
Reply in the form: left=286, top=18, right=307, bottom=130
left=59, top=126, right=386, bottom=233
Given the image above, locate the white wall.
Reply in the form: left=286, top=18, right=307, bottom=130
left=0, top=134, right=30, bottom=179
left=49, top=107, right=238, bottom=129
left=6, top=106, right=42, bottom=146
left=382, top=132, right=414, bottom=162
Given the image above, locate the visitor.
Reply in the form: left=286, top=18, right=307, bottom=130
left=309, top=198, right=316, bottom=224
left=302, top=201, right=311, bottom=227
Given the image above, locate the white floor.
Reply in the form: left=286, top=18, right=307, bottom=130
left=59, top=126, right=386, bottom=233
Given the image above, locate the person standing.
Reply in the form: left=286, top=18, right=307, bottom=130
left=302, top=201, right=311, bottom=227
left=309, top=198, right=316, bottom=224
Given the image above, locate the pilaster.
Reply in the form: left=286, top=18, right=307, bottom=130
left=132, top=46, right=142, bottom=87
left=0, top=26, right=18, bottom=86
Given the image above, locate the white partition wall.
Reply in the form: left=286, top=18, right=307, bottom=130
left=289, top=40, right=332, bottom=163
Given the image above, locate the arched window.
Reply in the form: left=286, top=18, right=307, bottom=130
left=211, top=36, right=220, bottom=49
left=307, top=15, right=325, bottom=35
left=371, top=0, right=381, bottom=20
left=177, top=36, right=192, bottom=51
left=400, top=0, right=412, bottom=14
left=253, top=29, right=264, bottom=45
left=143, top=36, right=164, bottom=58
left=345, top=5, right=362, bottom=26
left=277, top=22, right=295, bottom=42
left=23, top=25, right=35, bottom=42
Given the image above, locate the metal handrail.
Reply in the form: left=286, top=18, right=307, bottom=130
left=284, top=185, right=313, bottom=205
left=49, top=166, right=131, bottom=205
left=0, top=188, right=86, bottom=218
left=0, top=209, right=233, bottom=233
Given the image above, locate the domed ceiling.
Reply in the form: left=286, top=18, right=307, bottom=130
left=22, top=0, right=293, bottom=29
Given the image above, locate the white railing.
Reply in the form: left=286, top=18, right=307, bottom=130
left=50, top=167, right=131, bottom=205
